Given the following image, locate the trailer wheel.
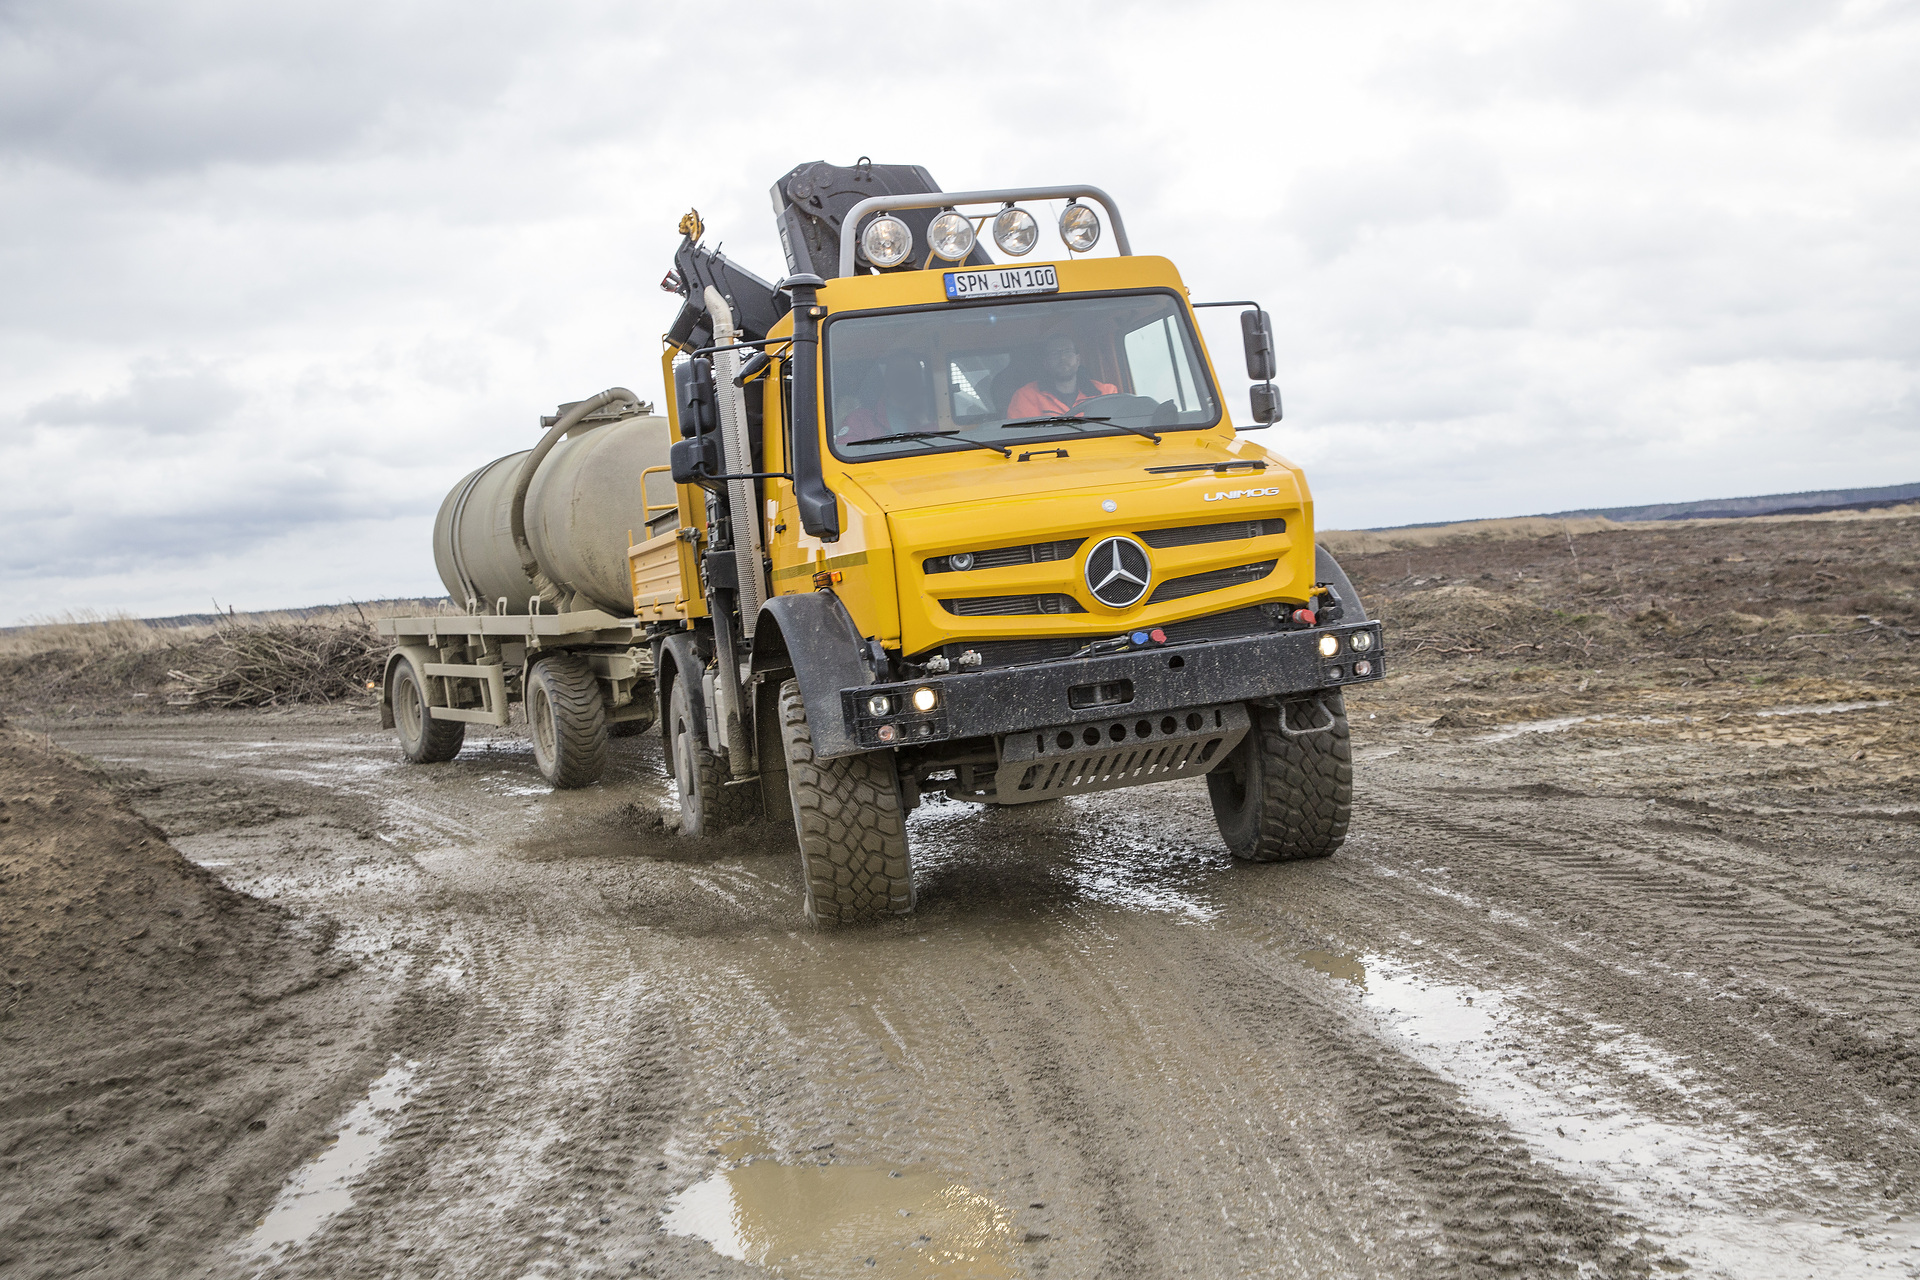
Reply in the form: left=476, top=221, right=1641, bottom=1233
left=777, top=678, right=913, bottom=926
left=392, top=657, right=465, bottom=764
left=1207, top=691, right=1352, bottom=862
left=666, top=671, right=755, bottom=835
left=526, top=655, right=607, bottom=789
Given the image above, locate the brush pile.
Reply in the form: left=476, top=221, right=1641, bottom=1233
left=168, top=622, right=385, bottom=707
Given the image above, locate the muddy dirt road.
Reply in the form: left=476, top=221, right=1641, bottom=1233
left=38, top=672, right=1917, bottom=1280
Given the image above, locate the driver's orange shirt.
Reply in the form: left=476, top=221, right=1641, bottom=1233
left=1006, top=379, right=1118, bottom=420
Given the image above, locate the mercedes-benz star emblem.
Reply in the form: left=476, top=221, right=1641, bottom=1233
left=1085, top=536, right=1152, bottom=608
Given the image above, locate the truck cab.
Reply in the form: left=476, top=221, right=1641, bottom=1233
left=628, top=164, right=1383, bottom=926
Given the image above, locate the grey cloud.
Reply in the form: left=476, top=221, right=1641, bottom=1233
left=0, top=0, right=542, bottom=176
left=1284, top=137, right=1510, bottom=261
left=26, top=364, right=245, bottom=434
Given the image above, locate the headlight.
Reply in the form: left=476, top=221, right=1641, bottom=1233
left=928, top=211, right=976, bottom=262
left=866, top=694, right=892, bottom=717
left=860, top=215, right=913, bottom=268
left=1318, top=634, right=1340, bottom=658
left=992, top=206, right=1038, bottom=256
left=1350, top=631, right=1373, bottom=652
left=911, top=687, right=938, bottom=713
left=1059, top=201, right=1102, bottom=252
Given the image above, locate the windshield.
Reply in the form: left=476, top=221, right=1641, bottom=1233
left=823, top=291, right=1220, bottom=461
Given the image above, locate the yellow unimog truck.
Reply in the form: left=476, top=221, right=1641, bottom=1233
left=380, top=160, right=1384, bottom=926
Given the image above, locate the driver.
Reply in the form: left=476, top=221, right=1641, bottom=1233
left=1007, top=333, right=1117, bottom=419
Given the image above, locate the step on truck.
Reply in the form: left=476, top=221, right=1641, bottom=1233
left=378, top=159, right=1386, bottom=926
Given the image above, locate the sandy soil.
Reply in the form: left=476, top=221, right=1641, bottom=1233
left=4, top=513, right=1917, bottom=1279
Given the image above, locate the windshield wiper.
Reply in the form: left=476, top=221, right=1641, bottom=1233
left=1000, top=414, right=1162, bottom=445
left=1144, top=459, right=1267, bottom=475
left=845, top=430, right=1012, bottom=458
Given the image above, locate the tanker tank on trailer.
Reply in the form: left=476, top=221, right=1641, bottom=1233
left=377, top=162, right=1386, bottom=927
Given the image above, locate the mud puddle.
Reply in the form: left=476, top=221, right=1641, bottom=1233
left=242, top=1059, right=421, bottom=1264
left=665, top=1160, right=1020, bottom=1278
left=1307, top=948, right=1920, bottom=1277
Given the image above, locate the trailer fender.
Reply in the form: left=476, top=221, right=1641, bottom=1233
left=381, top=645, right=440, bottom=730
left=1316, top=545, right=1369, bottom=623
left=751, top=593, right=877, bottom=760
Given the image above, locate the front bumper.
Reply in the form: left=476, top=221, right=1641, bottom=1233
left=838, top=622, right=1384, bottom=753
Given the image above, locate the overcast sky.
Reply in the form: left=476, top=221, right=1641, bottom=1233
left=3, top=0, right=1916, bottom=622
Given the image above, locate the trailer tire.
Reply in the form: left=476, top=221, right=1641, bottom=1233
left=392, top=656, right=466, bottom=764
left=778, top=678, right=913, bottom=927
left=666, top=671, right=754, bottom=835
left=1207, top=691, right=1351, bottom=862
left=527, top=655, right=607, bottom=789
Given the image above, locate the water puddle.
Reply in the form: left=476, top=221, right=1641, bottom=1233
left=1302, top=951, right=1920, bottom=1277
left=1755, top=700, right=1888, bottom=718
left=1477, top=715, right=1594, bottom=742
left=241, top=1060, right=419, bottom=1263
left=663, top=1120, right=1021, bottom=1278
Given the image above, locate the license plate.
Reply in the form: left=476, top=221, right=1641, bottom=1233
left=944, top=264, right=1059, bottom=300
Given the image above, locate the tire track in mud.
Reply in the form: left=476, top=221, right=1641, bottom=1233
left=59, top=714, right=1920, bottom=1278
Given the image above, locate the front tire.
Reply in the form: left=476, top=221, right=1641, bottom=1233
left=1207, top=692, right=1352, bottom=861
left=392, top=657, right=465, bottom=764
left=777, top=679, right=913, bottom=926
left=526, top=655, right=607, bottom=789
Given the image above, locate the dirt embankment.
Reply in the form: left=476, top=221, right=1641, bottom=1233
left=1336, top=512, right=1918, bottom=743
left=0, top=725, right=386, bottom=1279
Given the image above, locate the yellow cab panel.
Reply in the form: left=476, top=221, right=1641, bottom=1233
left=798, top=256, right=1317, bottom=658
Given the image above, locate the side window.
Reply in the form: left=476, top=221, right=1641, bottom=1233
left=948, top=353, right=1012, bottom=423
left=1123, top=318, right=1198, bottom=411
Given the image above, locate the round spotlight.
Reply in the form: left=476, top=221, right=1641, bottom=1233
left=948, top=552, right=974, bottom=572
left=1350, top=631, right=1374, bottom=652
left=911, top=687, right=938, bottom=713
left=1317, top=634, right=1341, bottom=658
left=928, top=211, right=976, bottom=262
left=860, top=215, right=913, bottom=268
left=1059, top=201, right=1102, bottom=252
left=992, top=206, right=1039, bottom=256
left=866, top=694, right=892, bottom=717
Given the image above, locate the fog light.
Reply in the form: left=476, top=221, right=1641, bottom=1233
left=860, top=215, right=913, bottom=268
left=1350, top=631, right=1374, bottom=652
left=1059, top=201, right=1102, bottom=252
left=1318, top=634, right=1340, bottom=658
left=948, top=551, right=974, bottom=571
left=1353, top=659, right=1373, bottom=676
left=992, top=205, right=1038, bottom=256
left=876, top=723, right=898, bottom=743
left=911, top=687, right=938, bottom=713
left=866, top=694, right=892, bottom=717
left=928, top=211, right=976, bottom=262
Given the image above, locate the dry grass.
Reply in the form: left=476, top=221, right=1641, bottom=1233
left=0, top=598, right=459, bottom=717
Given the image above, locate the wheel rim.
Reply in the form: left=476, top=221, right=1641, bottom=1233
left=397, top=672, right=423, bottom=742
left=672, top=710, right=698, bottom=826
left=530, top=683, right=555, bottom=762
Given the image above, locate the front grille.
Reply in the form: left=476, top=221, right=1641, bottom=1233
left=925, top=539, right=1085, bottom=574
left=941, top=594, right=1087, bottom=617
left=1146, top=560, right=1277, bottom=605
left=916, top=604, right=1288, bottom=669
left=1136, top=519, right=1284, bottom=549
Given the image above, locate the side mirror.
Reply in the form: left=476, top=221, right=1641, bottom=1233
left=674, top=357, right=717, bottom=439
left=1249, top=383, right=1283, bottom=425
left=1240, top=309, right=1276, bottom=382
